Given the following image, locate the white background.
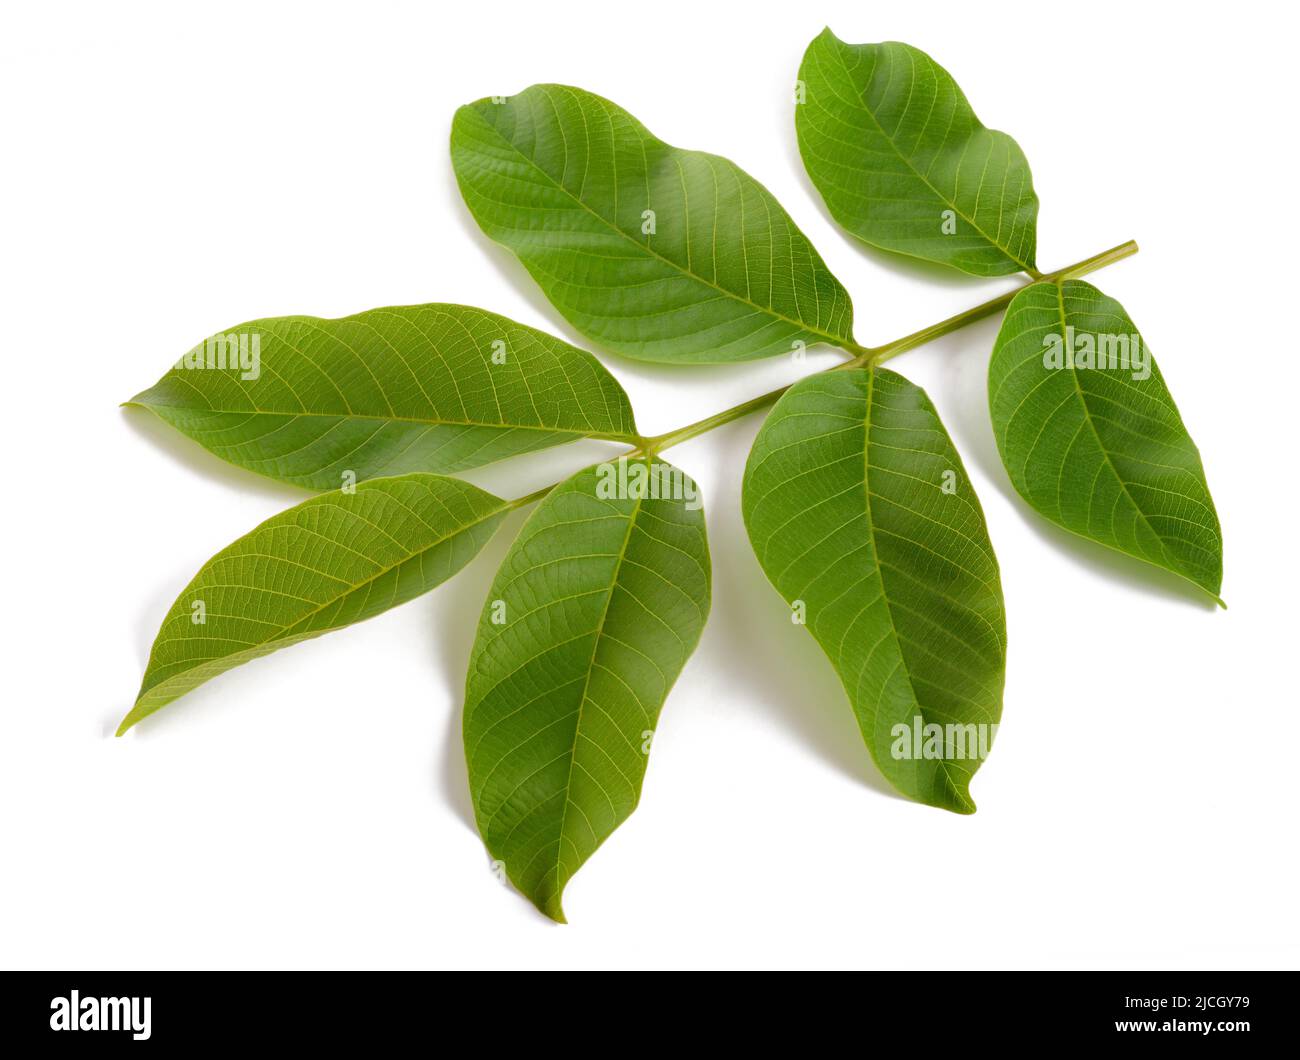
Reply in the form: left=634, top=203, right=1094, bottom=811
left=2, top=0, right=1296, bottom=970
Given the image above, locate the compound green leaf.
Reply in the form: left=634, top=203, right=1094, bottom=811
left=451, top=83, right=856, bottom=363
left=796, top=30, right=1038, bottom=276
left=127, top=304, right=638, bottom=490
left=119, top=474, right=510, bottom=733
left=742, top=368, right=1005, bottom=812
left=989, top=279, right=1223, bottom=601
left=464, top=458, right=710, bottom=920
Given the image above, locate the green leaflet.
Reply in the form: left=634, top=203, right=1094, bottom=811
left=989, top=280, right=1223, bottom=601
left=796, top=30, right=1038, bottom=277
left=451, top=84, right=856, bottom=364
left=464, top=458, right=710, bottom=920
left=742, top=368, right=1006, bottom=813
left=119, top=474, right=510, bottom=733
left=127, top=304, right=638, bottom=490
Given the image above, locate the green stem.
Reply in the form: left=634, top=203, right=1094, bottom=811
left=511, top=239, right=1139, bottom=505
left=508, top=484, right=559, bottom=509
left=634, top=387, right=797, bottom=455
left=864, top=239, right=1138, bottom=366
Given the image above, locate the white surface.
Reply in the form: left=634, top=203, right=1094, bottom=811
left=2, top=0, right=1296, bottom=970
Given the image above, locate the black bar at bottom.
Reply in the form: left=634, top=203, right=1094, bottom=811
left=0, top=971, right=1291, bottom=1046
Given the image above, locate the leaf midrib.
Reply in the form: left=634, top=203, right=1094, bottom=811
left=468, top=95, right=855, bottom=352
left=130, top=399, right=638, bottom=444
left=1051, top=281, right=1187, bottom=581
left=549, top=463, right=648, bottom=898
left=857, top=372, right=917, bottom=753
left=857, top=370, right=974, bottom=811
